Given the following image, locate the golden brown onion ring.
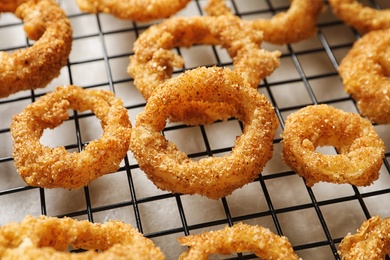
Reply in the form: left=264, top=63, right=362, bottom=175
left=205, top=0, right=324, bottom=44
left=0, top=215, right=164, bottom=259
left=0, top=0, right=20, bottom=12
left=75, top=0, right=191, bottom=22
left=178, top=222, right=299, bottom=260
left=339, top=216, right=390, bottom=260
left=0, top=0, right=72, bottom=98
left=10, top=85, right=132, bottom=189
left=128, top=15, right=281, bottom=100
left=129, top=67, right=278, bottom=199
left=329, top=0, right=390, bottom=33
left=282, top=104, right=385, bottom=187
left=338, top=28, right=390, bottom=124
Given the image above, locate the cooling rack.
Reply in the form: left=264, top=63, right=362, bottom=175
left=1, top=0, right=390, bottom=259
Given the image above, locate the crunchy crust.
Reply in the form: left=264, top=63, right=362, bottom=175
left=0, top=0, right=72, bottom=98
left=10, top=85, right=132, bottom=189
left=338, top=29, right=390, bottom=124
left=75, top=0, right=191, bottom=22
left=0, top=215, right=164, bottom=259
left=329, top=0, right=390, bottom=33
left=339, top=216, right=390, bottom=260
left=0, top=0, right=24, bottom=12
left=128, top=15, right=281, bottom=100
left=178, top=222, right=299, bottom=260
left=282, top=104, right=385, bottom=187
left=205, top=0, right=324, bottom=44
left=129, top=67, right=278, bottom=199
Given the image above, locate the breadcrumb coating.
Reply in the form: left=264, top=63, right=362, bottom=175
left=178, top=222, right=299, bottom=260
left=0, top=215, right=164, bottom=259
left=205, top=0, right=324, bottom=44
left=129, top=67, right=278, bottom=199
left=329, top=0, right=390, bottom=33
left=339, top=216, right=390, bottom=260
left=338, top=28, right=390, bottom=124
left=10, top=85, right=132, bottom=189
left=282, top=104, right=385, bottom=187
left=0, top=0, right=72, bottom=98
left=75, top=0, right=190, bottom=21
left=128, top=15, right=281, bottom=100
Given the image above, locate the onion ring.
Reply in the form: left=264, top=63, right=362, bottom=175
left=338, top=216, right=390, bottom=260
left=10, top=85, right=132, bottom=189
left=281, top=104, right=385, bottom=187
left=0, top=215, right=164, bottom=259
left=0, top=0, right=73, bottom=98
left=129, top=67, right=278, bottom=199
left=128, top=15, right=281, bottom=100
left=178, top=222, right=299, bottom=259
left=75, top=0, right=191, bottom=22
left=328, top=0, right=390, bottom=33
left=338, top=28, right=390, bottom=124
left=0, top=0, right=18, bottom=12
left=205, top=0, right=324, bottom=45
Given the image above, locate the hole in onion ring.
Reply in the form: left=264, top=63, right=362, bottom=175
left=163, top=119, right=242, bottom=160
left=315, top=146, right=337, bottom=155
left=41, top=110, right=106, bottom=149
left=163, top=126, right=206, bottom=157
left=40, top=119, right=77, bottom=148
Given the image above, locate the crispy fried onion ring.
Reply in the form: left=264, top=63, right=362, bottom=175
left=128, top=15, right=281, bottom=100
left=329, top=0, right=390, bottom=33
left=129, top=67, right=278, bottom=199
left=10, top=85, right=132, bottom=189
left=178, top=222, right=299, bottom=260
left=339, top=216, right=390, bottom=260
left=0, top=0, right=19, bottom=12
left=0, top=215, right=164, bottom=259
left=282, top=104, right=385, bottom=187
left=0, top=0, right=72, bottom=98
left=204, top=0, right=324, bottom=44
left=338, top=29, right=390, bottom=124
left=75, top=0, right=191, bottom=22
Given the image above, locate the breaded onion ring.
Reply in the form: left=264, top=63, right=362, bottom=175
left=10, top=85, right=132, bottom=189
left=128, top=15, right=281, bottom=100
left=129, top=67, right=278, bottom=199
left=205, top=0, right=324, bottom=44
left=282, top=104, right=385, bottom=187
left=329, top=0, right=390, bottom=33
left=75, top=0, right=191, bottom=22
left=338, top=29, right=390, bottom=124
left=0, top=215, right=164, bottom=259
left=0, top=0, right=19, bottom=12
left=178, top=222, right=299, bottom=260
left=339, top=216, right=390, bottom=260
left=0, top=0, right=72, bottom=98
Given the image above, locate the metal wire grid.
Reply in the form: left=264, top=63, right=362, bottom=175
left=1, top=0, right=390, bottom=259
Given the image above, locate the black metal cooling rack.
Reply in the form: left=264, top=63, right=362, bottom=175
left=1, top=0, right=390, bottom=259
